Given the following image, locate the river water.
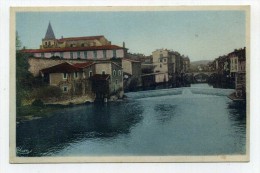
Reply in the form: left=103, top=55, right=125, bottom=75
left=16, top=84, right=246, bottom=157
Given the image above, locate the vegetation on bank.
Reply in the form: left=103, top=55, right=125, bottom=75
left=16, top=33, right=66, bottom=120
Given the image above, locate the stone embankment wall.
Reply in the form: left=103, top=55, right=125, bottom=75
left=28, top=57, right=92, bottom=77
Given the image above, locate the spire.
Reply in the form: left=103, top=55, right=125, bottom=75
left=44, top=21, right=55, bottom=40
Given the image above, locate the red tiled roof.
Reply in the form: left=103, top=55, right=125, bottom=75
left=73, top=62, right=94, bottom=68
left=123, top=58, right=141, bottom=63
left=40, top=62, right=82, bottom=73
left=90, top=74, right=110, bottom=81
left=22, top=45, right=124, bottom=53
left=57, top=35, right=104, bottom=42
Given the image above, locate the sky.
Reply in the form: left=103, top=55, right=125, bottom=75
left=16, top=10, right=246, bottom=61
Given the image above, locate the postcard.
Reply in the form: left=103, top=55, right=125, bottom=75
left=10, top=6, right=250, bottom=163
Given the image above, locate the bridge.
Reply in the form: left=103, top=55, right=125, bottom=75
left=186, top=71, right=217, bottom=83
left=186, top=71, right=216, bottom=77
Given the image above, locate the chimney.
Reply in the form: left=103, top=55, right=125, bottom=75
left=123, top=42, right=125, bottom=48
left=61, top=36, right=63, bottom=39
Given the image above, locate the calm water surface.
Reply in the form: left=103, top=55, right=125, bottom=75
left=16, top=84, right=246, bottom=156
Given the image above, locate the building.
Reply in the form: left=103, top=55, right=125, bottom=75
left=122, top=58, right=142, bottom=87
left=210, top=47, right=246, bottom=96
left=151, top=49, right=189, bottom=84
left=41, top=22, right=111, bottom=49
left=22, top=22, right=127, bottom=60
left=230, top=48, right=246, bottom=98
left=40, top=61, right=123, bottom=100
left=229, top=48, right=246, bottom=78
left=182, top=57, right=190, bottom=73
left=152, top=49, right=171, bottom=83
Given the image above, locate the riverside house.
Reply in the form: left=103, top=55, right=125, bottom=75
left=229, top=48, right=246, bottom=98
left=40, top=61, right=123, bottom=100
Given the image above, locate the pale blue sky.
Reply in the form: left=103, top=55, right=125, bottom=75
left=16, top=11, right=246, bottom=61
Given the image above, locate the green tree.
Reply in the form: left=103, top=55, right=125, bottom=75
left=16, top=32, right=34, bottom=106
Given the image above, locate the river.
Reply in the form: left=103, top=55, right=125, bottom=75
left=16, top=84, right=246, bottom=157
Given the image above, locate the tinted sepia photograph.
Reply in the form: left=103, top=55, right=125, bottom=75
left=10, top=6, right=249, bottom=163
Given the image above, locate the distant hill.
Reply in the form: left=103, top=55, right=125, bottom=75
left=189, top=60, right=212, bottom=72
left=190, top=60, right=212, bottom=66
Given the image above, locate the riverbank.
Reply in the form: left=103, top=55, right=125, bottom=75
left=17, top=95, right=95, bottom=122
left=228, top=92, right=246, bottom=102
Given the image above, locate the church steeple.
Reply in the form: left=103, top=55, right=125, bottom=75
left=44, top=22, right=55, bottom=40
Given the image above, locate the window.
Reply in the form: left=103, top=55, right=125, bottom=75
left=70, top=52, right=73, bottom=59
left=93, top=51, right=97, bottom=59
left=160, top=64, right=162, bottom=68
left=84, top=51, right=88, bottom=59
left=74, top=72, right=78, bottom=79
left=116, top=80, right=118, bottom=84
left=164, top=58, right=167, bottom=62
left=83, top=72, right=86, bottom=79
left=70, top=44, right=73, bottom=47
left=63, top=73, right=68, bottom=79
left=160, top=54, right=163, bottom=58
left=41, top=53, right=44, bottom=58
left=118, top=70, right=121, bottom=76
left=60, top=52, right=63, bottom=58
left=103, top=50, right=107, bottom=58
left=81, top=43, right=84, bottom=47
left=113, top=50, right=116, bottom=57
left=113, top=70, right=116, bottom=76
left=102, top=71, right=106, bottom=75
left=89, top=71, right=93, bottom=77
left=159, top=59, right=163, bottom=62
left=45, top=42, right=47, bottom=46
left=48, top=41, right=50, bottom=46
left=77, top=52, right=80, bottom=58
left=63, top=86, right=68, bottom=92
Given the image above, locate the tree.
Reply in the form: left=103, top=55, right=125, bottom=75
left=16, top=32, right=34, bottom=106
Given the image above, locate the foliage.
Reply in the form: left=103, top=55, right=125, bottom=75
left=31, top=99, right=44, bottom=107
left=16, top=33, right=35, bottom=106
left=33, top=86, right=62, bottom=100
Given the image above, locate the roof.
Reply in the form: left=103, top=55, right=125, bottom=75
left=73, top=62, right=94, bottom=68
left=228, top=48, right=246, bottom=59
left=22, top=45, right=124, bottom=53
left=90, top=74, right=110, bottom=81
left=122, top=58, right=141, bottom=63
left=57, top=35, right=104, bottom=42
left=44, top=22, right=56, bottom=40
left=141, top=72, right=168, bottom=77
left=40, top=62, right=82, bottom=73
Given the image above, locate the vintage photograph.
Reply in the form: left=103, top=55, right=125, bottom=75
left=10, top=6, right=249, bottom=162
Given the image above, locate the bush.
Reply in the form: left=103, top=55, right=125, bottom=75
left=31, top=99, right=44, bottom=107
left=34, top=86, right=62, bottom=100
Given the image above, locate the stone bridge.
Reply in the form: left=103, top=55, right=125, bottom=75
left=186, top=71, right=217, bottom=77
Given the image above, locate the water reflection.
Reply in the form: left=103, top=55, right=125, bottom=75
left=17, top=101, right=144, bottom=156
left=154, top=104, right=177, bottom=123
left=16, top=84, right=246, bottom=156
left=226, top=101, right=246, bottom=153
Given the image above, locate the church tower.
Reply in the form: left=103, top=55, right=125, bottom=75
left=41, top=22, right=57, bottom=49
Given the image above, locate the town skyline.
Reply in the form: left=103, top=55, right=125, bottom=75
left=16, top=10, right=246, bottom=61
